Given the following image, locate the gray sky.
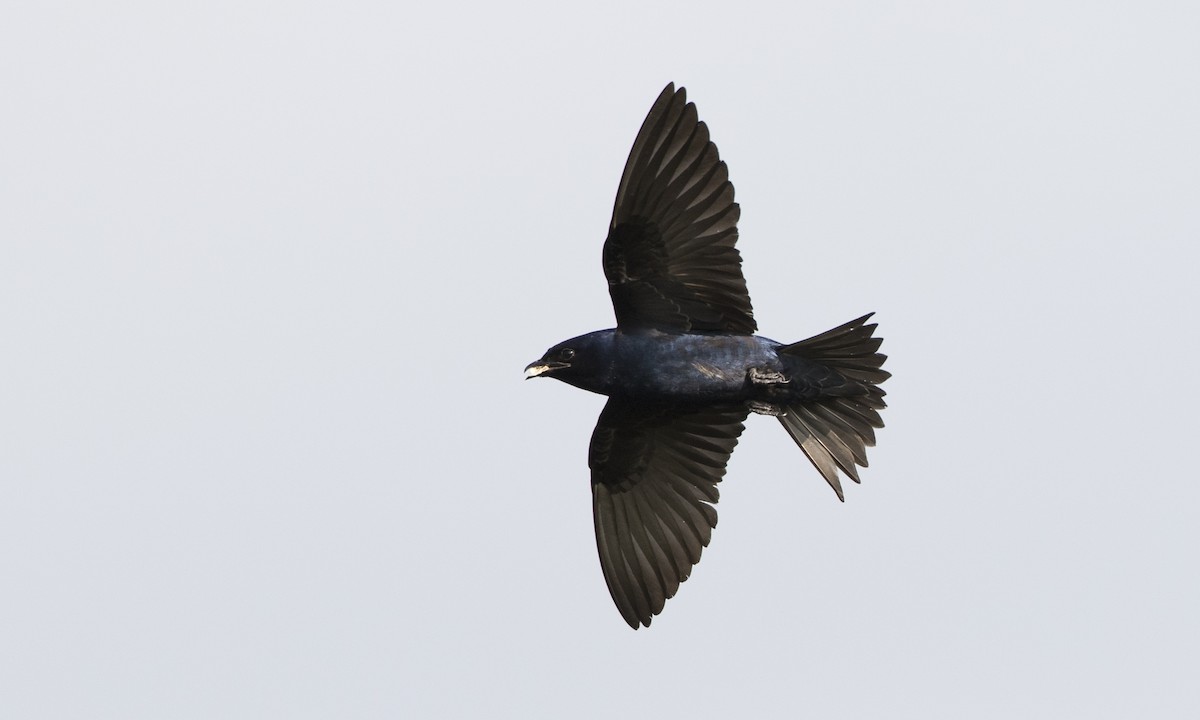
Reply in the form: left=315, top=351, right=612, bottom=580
left=3, top=2, right=1198, bottom=717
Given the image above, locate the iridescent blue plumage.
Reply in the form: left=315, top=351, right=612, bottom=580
left=535, top=329, right=854, bottom=405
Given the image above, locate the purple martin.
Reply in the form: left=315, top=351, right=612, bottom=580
left=525, top=83, right=890, bottom=629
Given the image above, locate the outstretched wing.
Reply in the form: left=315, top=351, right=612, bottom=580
left=589, top=399, right=748, bottom=628
left=603, top=83, right=756, bottom=334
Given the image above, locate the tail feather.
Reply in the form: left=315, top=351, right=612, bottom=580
left=779, top=409, right=849, bottom=501
left=776, top=314, right=889, bottom=501
left=809, top=402, right=869, bottom=465
left=827, top=395, right=883, bottom=443
left=780, top=313, right=891, bottom=384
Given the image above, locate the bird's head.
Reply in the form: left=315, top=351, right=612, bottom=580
left=524, top=330, right=615, bottom=394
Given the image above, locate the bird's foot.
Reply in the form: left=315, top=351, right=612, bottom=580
left=748, top=367, right=789, bottom=385
left=748, top=401, right=787, bottom=417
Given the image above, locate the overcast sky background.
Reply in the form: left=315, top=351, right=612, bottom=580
left=3, top=2, right=1198, bottom=718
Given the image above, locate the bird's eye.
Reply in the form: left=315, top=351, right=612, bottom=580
left=561, top=348, right=576, bottom=361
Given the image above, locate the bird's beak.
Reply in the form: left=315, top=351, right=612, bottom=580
left=524, top=360, right=568, bottom=379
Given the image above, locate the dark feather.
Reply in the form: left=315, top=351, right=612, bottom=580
left=777, top=315, right=890, bottom=499
left=590, top=400, right=747, bottom=628
left=603, top=84, right=756, bottom=334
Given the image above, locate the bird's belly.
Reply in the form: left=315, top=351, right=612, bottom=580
left=628, top=359, right=747, bottom=399
left=612, top=335, right=780, bottom=401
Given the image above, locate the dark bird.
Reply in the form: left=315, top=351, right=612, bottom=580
left=525, top=83, right=890, bottom=629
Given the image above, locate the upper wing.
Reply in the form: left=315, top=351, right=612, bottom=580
left=589, top=399, right=748, bottom=628
left=603, top=83, right=756, bottom=334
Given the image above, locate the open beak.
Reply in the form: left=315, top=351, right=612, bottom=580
left=524, top=360, right=568, bottom=379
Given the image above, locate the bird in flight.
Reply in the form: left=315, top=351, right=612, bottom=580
left=525, top=83, right=890, bottom=629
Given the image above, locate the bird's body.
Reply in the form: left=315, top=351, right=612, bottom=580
left=542, top=329, right=846, bottom=407
left=526, top=83, right=890, bottom=628
left=613, top=331, right=783, bottom=401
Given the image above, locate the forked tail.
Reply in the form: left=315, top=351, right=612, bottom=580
left=776, top=313, right=890, bottom=501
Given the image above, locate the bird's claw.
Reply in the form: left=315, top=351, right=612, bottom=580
left=748, top=401, right=787, bottom=416
left=748, top=367, right=789, bottom=385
